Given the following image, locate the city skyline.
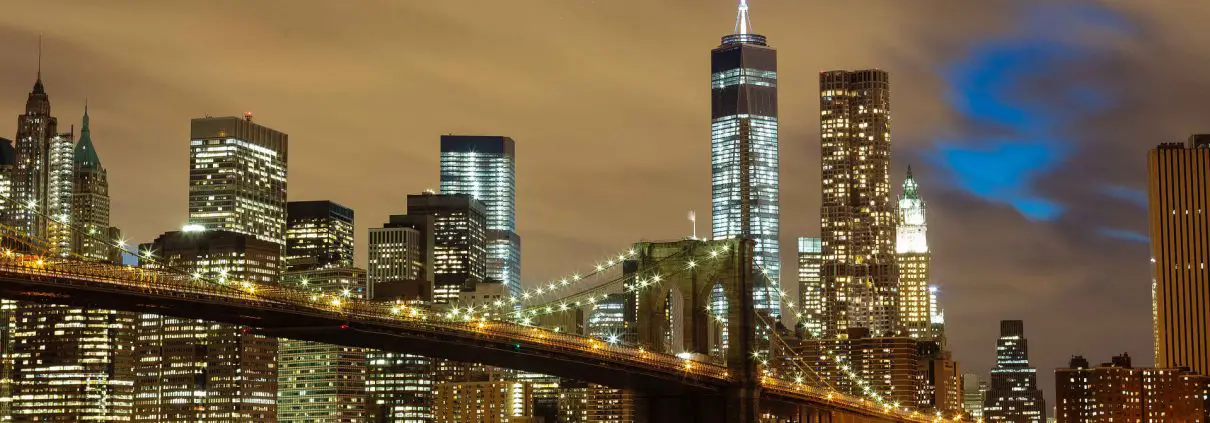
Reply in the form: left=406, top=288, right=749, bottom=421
left=0, top=0, right=1204, bottom=412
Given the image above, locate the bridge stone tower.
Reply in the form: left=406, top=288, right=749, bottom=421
left=627, top=238, right=760, bottom=423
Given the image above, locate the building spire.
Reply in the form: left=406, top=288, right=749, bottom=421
left=33, top=35, right=45, bottom=95
left=735, top=0, right=752, bottom=35
left=902, top=165, right=919, bottom=199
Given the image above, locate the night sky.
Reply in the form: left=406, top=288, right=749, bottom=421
left=2, top=0, right=1207, bottom=408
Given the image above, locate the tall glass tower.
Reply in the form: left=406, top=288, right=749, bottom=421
left=440, top=135, right=519, bottom=297
left=711, top=0, right=780, bottom=317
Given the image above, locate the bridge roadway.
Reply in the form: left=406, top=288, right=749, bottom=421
left=0, top=252, right=941, bottom=423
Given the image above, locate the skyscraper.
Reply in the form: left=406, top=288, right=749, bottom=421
left=1148, top=135, right=1210, bottom=376
left=8, top=68, right=136, bottom=420
left=896, top=167, right=932, bottom=341
left=187, top=115, right=288, bottom=247
left=369, top=214, right=435, bottom=291
left=284, top=200, right=354, bottom=271
left=819, top=69, right=896, bottom=338
left=12, top=64, right=58, bottom=240
left=279, top=201, right=367, bottom=423
left=797, top=237, right=824, bottom=337
left=71, top=104, right=117, bottom=261
left=711, top=0, right=780, bottom=317
left=0, top=137, right=16, bottom=224
left=135, top=230, right=280, bottom=422
left=440, top=135, right=520, bottom=296
left=982, top=320, right=1045, bottom=423
left=405, top=193, right=487, bottom=304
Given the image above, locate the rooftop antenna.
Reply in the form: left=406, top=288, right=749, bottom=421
left=37, top=34, right=42, bottom=80
left=734, top=0, right=753, bottom=35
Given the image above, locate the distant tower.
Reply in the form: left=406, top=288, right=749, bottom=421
left=819, top=69, right=896, bottom=337
left=711, top=0, right=781, bottom=317
left=71, top=104, right=114, bottom=261
left=1148, top=135, right=1210, bottom=376
left=11, top=54, right=58, bottom=239
left=440, top=135, right=520, bottom=297
left=797, top=237, right=824, bottom=337
left=982, top=320, right=1046, bottom=422
left=896, top=167, right=932, bottom=340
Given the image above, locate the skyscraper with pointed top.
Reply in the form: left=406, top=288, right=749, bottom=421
left=711, top=0, right=780, bottom=317
left=11, top=51, right=59, bottom=240
left=71, top=103, right=117, bottom=261
left=896, top=166, right=933, bottom=341
left=8, top=102, right=136, bottom=422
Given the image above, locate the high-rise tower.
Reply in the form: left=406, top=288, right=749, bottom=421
left=440, top=135, right=520, bottom=297
left=11, top=60, right=57, bottom=239
left=1148, top=135, right=1210, bottom=376
left=797, top=237, right=824, bottom=337
left=982, top=320, right=1046, bottom=423
left=711, top=0, right=780, bottom=317
left=819, top=69, right=896, bottom=337
left=896, top=167, right=931, bottom=340
left=187, top=115, right=288, bottom=247
left=71, top=104, right=116, bottom=261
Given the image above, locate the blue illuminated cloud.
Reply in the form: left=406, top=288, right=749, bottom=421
left=929, top=4, right=1131, bottom=221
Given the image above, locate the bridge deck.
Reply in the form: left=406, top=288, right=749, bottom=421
left=0, top=252, right=941, bottom=422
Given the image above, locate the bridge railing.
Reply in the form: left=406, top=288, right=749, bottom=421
left=0, top=249, right=947, bottom=422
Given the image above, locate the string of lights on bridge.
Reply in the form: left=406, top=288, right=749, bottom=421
left=1, top=194, right=957, bottom=422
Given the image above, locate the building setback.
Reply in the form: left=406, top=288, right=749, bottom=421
left=982, top=320, right=1045, bottom=423
left=819, top=69, right=897, bottom=338
left=135, top=230, right=280, bottom=422
left=1148, top=135, right=1210, bottom=376
left=440, top=135, right=521, bottom=297
left=710, top=0, right=781, bottom=317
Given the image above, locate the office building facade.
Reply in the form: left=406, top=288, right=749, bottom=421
left=1056, top=353, right=1209, bottom=422
left=440, top=135, right=521, bottom=296
left=982, top=320, right=1045, bottom=423
left=710, top=0, right=780, bottom=317
left=135, top=230, right=280, bottom=422
left=819, top=69, right=897, bottom=338
left=187, top=115, right=288, bottom=247
left=797, top=237, right=824, bottom=338
left=284, top=200, right=354, bottom=271
left=12, top=69, right=58, bottom=240
left=432, top=381, right=533, bottom=422
left=1148, top=135, right=1210, bottom=376
left=405, top=193, right=487, bottom=304
left=961, top=373, right=985, bottom=420
left=279, top=202, right=366, bottom=423
left=369, top=215, right=434, bottom=290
